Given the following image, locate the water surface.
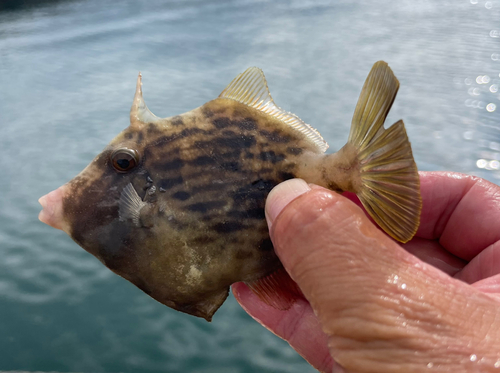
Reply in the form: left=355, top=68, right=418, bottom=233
left=0, top=0, right=499, bottom=372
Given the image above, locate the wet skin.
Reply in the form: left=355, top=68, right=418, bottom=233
left=234, top=172, right=500, bottom=372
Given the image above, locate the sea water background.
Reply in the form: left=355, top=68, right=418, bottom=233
left=0, top=0, right=499, bottom=372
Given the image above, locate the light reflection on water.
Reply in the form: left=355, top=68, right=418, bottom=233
left=0, top=0, right=499, bottom=372
left=455, top=1, right=500, bottom=180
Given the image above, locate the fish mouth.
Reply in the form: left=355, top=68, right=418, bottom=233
left=38, top=185, right=70, bottom=233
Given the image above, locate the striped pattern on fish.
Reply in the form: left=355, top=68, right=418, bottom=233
left=39, top=62, right=421, bottom=321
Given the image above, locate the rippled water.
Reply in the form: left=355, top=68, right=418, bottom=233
left=0, top=0, right=499, bottom=372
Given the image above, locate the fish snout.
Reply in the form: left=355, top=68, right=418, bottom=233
left=38, top=186, right=69, bottom=232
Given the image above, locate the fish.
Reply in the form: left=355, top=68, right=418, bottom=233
left=38, top=61, right=422, bottom=321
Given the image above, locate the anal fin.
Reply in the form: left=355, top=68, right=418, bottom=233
left=245, top=267, right=303, bottom=310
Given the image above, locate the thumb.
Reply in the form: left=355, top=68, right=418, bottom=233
left=266, top=179, right=500, bottom=373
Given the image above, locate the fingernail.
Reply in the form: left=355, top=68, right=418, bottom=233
left=265, top=179, right=311, bottom=229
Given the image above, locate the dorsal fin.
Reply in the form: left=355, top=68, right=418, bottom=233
left=130, top=73, right=161, bottom=126
left=219, top=67, right=328, bottom=153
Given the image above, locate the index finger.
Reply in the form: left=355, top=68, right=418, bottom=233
left=416, top=171, right=500, bottom=261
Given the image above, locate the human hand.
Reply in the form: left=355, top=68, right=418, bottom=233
left=232, top=172, right=500, bottom=372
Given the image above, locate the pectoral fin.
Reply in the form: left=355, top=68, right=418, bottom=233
left=118, top=183, right=148, bottom=227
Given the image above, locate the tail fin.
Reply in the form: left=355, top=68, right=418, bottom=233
left=347, top=61, right=421, bottom=243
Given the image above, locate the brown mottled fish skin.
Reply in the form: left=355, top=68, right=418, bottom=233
left=42, top=62, right=422, bottom=321
left=62, top=98, right=325, bottom=319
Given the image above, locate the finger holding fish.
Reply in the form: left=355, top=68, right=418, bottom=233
left=235, top=175, right=500, bottom=372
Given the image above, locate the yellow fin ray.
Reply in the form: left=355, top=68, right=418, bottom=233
left=219, top=67, right=328, bottom=152
left=349, top=62, right=398, bottom=148
left=348, top=62, right=421, bottom=243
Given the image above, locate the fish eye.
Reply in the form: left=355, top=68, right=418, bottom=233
left=111, top=148, right=140, bottom=173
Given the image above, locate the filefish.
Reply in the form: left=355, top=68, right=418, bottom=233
left=38, top=61, right=421, bottom=321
